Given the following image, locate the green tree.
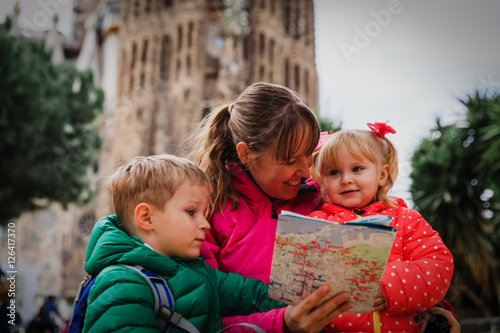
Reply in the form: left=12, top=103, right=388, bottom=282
left=410, top=92, right=500, bottom=316
left=316, top=113, right=342, bottom=133
left=0, top=23, right=104, bottom=225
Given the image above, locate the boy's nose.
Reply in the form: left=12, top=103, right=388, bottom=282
left=200, top=217, right=211, bottom=231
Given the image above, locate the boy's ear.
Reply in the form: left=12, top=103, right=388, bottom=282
left=379, top=164, right=390, bottom=187
left=135, top=203, right=154, bottom=231
left=236, top=142, right=251, bottom=165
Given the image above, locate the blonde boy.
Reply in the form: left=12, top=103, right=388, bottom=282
left=81, top=154, right=287, bottom=333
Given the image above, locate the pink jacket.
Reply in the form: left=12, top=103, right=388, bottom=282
left=201, top=163, right=321, bottom=332
left=308, top=198, right=454, bottom=333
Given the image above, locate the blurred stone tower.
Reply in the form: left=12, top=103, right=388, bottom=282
left=99, top=1, right=318, bottom=216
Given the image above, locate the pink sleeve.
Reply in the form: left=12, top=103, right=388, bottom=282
left=221, top=308, right=287, bottom=333
left=381, top=209, right=454, bottom=314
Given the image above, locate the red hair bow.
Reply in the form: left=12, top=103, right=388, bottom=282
left=367, top=121, right=396, bottom=138
left=314, top=130, right=333, bottom=153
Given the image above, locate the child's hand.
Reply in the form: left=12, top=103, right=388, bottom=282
left=372, top=287, right=387, bottom=312
left=283, top=285, right=352, bottom=333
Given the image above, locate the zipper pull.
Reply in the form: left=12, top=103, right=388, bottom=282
left=352, top=209, right=366, bottom=218
left=271, top=205, right=278, bottom=219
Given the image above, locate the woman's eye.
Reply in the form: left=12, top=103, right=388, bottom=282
left=329, top=170, right=339, bottom=176
left=186, top=209, right=196, bottom=216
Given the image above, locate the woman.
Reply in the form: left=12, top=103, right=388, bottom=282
left=186, top=82, right=351, bottom=332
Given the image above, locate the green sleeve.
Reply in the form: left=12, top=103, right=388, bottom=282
left=210, top=266, right=286, bottom=317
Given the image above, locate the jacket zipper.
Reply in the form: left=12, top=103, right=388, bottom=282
left=271, top=205, right=278, bottom=219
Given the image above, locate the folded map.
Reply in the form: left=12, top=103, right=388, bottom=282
left=269, top=210, right=396, bottom=313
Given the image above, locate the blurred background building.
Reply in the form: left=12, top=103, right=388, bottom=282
left=1, top=0, right=319, bottom=324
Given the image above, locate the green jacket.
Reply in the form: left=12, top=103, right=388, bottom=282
left=83, top=215, right=285, bottom=332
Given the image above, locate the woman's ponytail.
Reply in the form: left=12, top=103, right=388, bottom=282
left=185, top=105, right=240, bottom=216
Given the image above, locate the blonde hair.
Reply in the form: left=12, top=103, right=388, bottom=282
left=313, top=129, right=399, bottom=207
left=184, top=82, right=320, bottom=216
left=107, top=154, right=210, bottom=234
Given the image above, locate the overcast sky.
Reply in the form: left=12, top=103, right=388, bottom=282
left=315, top=0, right=500, bottom=201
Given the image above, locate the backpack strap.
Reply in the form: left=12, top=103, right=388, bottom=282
left=121, top=265, right=200, bottom=333
left=217, top=323, right=267, bottom=333
left=68, top=275, right=96, bottom=333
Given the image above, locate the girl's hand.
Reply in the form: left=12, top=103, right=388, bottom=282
left=420, top=306, right=461, bottom=333
left=283, top=285, right=352, bottom=333
left=372, top=287, right=387, bottom=311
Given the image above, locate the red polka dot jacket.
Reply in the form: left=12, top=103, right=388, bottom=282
left=308, top=197, right=454, bottom=333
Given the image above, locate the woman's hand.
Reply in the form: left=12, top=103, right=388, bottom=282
left=420, top=306, right=461, bottom=333
left=372, top=287, right=387, bottom=312
left=283, top=285, right=352, bottom=333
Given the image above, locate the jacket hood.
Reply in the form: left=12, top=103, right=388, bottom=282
left=85, top=215, right=181, bottom=276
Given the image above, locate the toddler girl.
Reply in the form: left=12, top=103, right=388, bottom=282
left=309, top=122, right=454, bottom=332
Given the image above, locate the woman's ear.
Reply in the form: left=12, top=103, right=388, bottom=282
left=378, top=164, right=390, bottom=187
left=236, top=142, right=251, bottom=165
left=135, top=203, right=154, bottom=231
